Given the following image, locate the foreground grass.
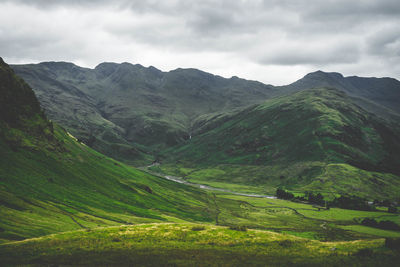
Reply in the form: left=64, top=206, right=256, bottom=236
left=1, top=223, right=398, bottom=266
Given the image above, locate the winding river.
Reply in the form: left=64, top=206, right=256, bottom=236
left=163, top=175, right=276, bottom=199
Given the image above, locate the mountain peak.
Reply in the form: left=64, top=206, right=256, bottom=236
left=304, top=70, right=344, bottom=80
left=39, top=61, right=80, bottom=70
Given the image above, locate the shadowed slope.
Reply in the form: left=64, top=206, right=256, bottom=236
left=160, top=88, right=400, bottom=198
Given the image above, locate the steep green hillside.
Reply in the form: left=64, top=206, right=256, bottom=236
left=160, top=88, right=400, bottom=198
left=12, top=62, right=274, bottom=163
left=0, top=58, right=219, bottom=242
left=0, top=126, right=222, bottom=241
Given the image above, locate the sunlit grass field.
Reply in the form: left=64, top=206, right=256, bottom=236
left=1, top=223, right=399, bottom=266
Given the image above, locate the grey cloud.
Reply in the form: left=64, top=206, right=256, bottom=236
left=316, top=0, right=400, bottom=16
left=367, top=27, right=400, bottom=58
left=258, top=44, right=360, bottom=66
left=0, top=0, right=186, bottom=13
left=0, top=0, right=399, bottom=84
left=0, top=0, right=116, bottom=8
left=104, top=1, right=296, bottom=50
left=186, top=7, right=239, bottom=36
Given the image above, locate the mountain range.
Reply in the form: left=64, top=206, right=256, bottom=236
left=2, top=57, right=400, bottom=265
left=12, top=62, right=274, bottom=164
left=9, top=61, right=400, bottom=199
left=12, top=62, right=400, bottom=164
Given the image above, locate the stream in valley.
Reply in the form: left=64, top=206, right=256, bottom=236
left=163, top=175, right=276, bottom=199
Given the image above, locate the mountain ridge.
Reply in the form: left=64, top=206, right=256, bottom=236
left=11, top=61, right=276, bottom=163
left=11, top=61, right=400, bottom=167
left=278, top=70, right=400, bottom=118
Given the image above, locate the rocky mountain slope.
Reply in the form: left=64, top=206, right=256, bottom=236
left=12, top=62, right=274, bottom=163
left=12, top=63, right=400, bottom=166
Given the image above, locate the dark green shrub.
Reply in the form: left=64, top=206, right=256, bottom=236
left=361, top=218, right=378, bottom=227
left=378, top=220, right=400, bottom=231
left=388, top=206, right=397, bottom=213
left=191, top=226, right=206, bottom=231
left=385, top=238, right=400, bottom=250
left=229, top=225, right=247, bottom=231
left=276, top=188, right=294, bottom=200
left=278, top=240, right=293, bottom=248
left=330, top=195, right=375, bottom=211
left=361, top=218, right=400, bottom=231
left=354, top=248, right=373, bottom=257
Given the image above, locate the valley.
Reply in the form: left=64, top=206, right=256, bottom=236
left=2, top=0, right=400, bottom=265
left=1, top=57, right=400, bottom=265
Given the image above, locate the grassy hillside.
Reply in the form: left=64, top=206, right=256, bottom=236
left=2, top=223, right=400, bottom=266
left=0, top=58, right=220, bottom=242
left=160, top=88, right=400, bottom=199
left=3, top=124, right=399, bottom=243
left=276, top=70, right=400, bottom=117
left=0, top=126, right=222, bottom=242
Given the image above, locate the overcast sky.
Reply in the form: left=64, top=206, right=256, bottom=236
left=1, top=0, right=399, bottom=85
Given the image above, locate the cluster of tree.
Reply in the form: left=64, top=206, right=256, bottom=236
left=275, top=189, right=398, bottom=213
left=373, top=199, right=393, bottom=207
left=361, top=218, right=400, bottom=231
left=276, top=188, right=294, bottom=200
left=373, top=199, right=398, bottom=213
left=276, top=189, right=326, bottom=207
left=329, top=195, right=375, bottom=211
left=388, top=206, right=398, bottom=213
left=305, top=191, right=324, bottom=206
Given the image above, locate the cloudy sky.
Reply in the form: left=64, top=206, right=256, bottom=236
left=1, top=0, right=399, bottom=85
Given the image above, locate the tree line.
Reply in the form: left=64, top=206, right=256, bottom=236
left=276, top=188, right=397, bottom=212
